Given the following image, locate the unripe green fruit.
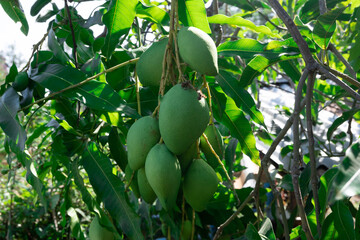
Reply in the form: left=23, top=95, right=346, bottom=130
left=145, top=144, right=181, bottom=211
left=178, top=27, right=218, bottom=76
left=159, top=83, right=210, bottom=155
left=127, top=116, right=160, bottom=170
left=177, top=140, right=198, bottom=173
left=136, top=38, right=168, bottom=87
left=12, top=72, right=29, bottom=91
left=125, top=165, right=141, bottom=198
left=200, top=124, right=224, bottom=169
left=137, top=167, right=157, bottom=204
left=89, top=215, right=114, bottom=240
left=181, top=220, right=192, bottom=240
left=183, top=159, right=219, bottom=212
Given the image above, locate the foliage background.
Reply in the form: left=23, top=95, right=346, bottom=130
left=0, top=0, right=360, bottom=239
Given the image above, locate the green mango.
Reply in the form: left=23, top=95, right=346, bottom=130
left=177, top=140, right=198, bottom=173
left=181, top=220, right=192, bottom=240
left=183, top=159, right=219, bottom=212
left=12, top=72, right=29, bottom=91
left=125, top=165, right=141, bottom=198
left=145, top=143, right=181, bottom=211
left=89, top=215, right=114, bottom=240
left=136, top=38, right=168, bottom=87
left=200, top=124, right=224, bottom=169
left=127, top=116, right=160, bottom=170
left=159, top=83, right=210, bottom=155
left=177, top=26, right=218, bottom=76
left=137, top=167, right=157, bottom=204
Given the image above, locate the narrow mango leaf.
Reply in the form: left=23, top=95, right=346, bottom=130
left=258, top=218, right=276, bottom=240
left=356, top=209, right=360, bottom=240
left=212, top=89, right=260, bottom=165
left=209, top=85, right=227, bottom=119
left=245, top=224, right=262, bottom=240
left=299, top=0, right=346, bottom=23
left=108, top=127, right=128, bottom=172
left=67, top=207, right=86, bottom=239
left=178, top=0, right=211, bottom=34
left=320, top=213, right=338, bottom=240
left=219, top=0, right=259, bottom=11
left=102, top=0, right=138, bottom=58
left=82, top=142, right=143, bottom=240
left=208, top=14, right=281, bottom=38
left=31, top=64, right=140, bottom=118
left=312, top=7, right=346, bottom=49
left=30, top=0, right=51, bottom=16
left=0, top=88, right=26, bottom=150
left=279, top=60, right=301, bottom=83
left=0, top=0, right=29, bottom=35
left=135, top=2, right=169, bottom=25
left=217, top=38, right=302, bottom=60
left=331, top=201, right=355, bottom=240
left=327, top=109, right=359, bottom=141
left=11, top=146, right=47, bottom=211
left=72, top=160, right=119, bottom=237
left=331, top=142, right=360, bottom=202
left=216, top=70, right=266, bottom=127
left=239, top=54, right=300, bottom=87
left=318, top=168, right=338, bottom=221
left=48, top=29, right=70, bottom=65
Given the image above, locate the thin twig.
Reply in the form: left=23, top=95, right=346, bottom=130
left=321, top=64, right=360, bottom=90
left=201, top=133, right=240, bottom=205
left=213, top=0, right=223, bottom=46
left=21, top=31, right=49, bottom=72
left=328, top=44, right=357, bottom=79
left=64, top=0, right=78, bottom=68
left=319, top=0, right=327, bottom=15
left=292, top=68, right=314, bottom=240
left=20, top=58, right=139, bottom=111
left=306, top=72, right=322, bottom=237
left=318, top=65, right=360, bottom=101
left=267, top=0, right=316, bottom=68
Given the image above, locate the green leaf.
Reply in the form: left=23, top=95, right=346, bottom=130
left=82, top=142, right=143, bottom=240
left=356, top=208, right=360, bottom=240
left=212, top=89, right=260, bottom=165
left=219, top=0, right=259, bottom=11
left=178, top=0, right=211, bottom=34
left=239, top=54, right=300, bottom=88
left=102, top=0, right=138, bottom=58
left=105, top=51, right=132, bottom=91
left=299, top=0, right=346, bottom=23
left=67, top=207, right=86, bottom=239
left=30, top=0, right=51, bottom=16
left=216, top=70, right=266, bottom=127
left=135, top=2, right=169, bottom=25
left=245, top=223, right=262, bottom=240
left=320, top=212, right=338, bottom=240
left=0, top=0, right=29, bottom=35
left=258, top=218, right=276, bottom=240
left=331, top=142, right=360, bottom=202
left=208, top=14, right=281, bottom=38
left=5, top=63, right=18, bottom=84
left=48, top=28, right=71, bottom=65
left=0, top=88, right=26, bottom=150
left=217, top=38, right=302, bottom=60
left=318, top=168, right=338, bottom=221
left=279, top=60, right=301, bottom=83
left=327, top=109, right=360, bottom=141
left=331, top=201, right=355, bottom=240
left=108, top=127, right=128, bottom=172
left=312, top=7, right=346, bottom=49
left=31, top=64, right=140, bottom=118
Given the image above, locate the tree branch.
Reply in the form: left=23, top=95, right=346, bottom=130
left=328, top=44, right=357, bottom=79
left=20, top=58, right=139, bottom=111
left=267, top=0, right=316, bottom=68
left=306, top=72, right=322, bottom=237
left=292, top=68, right=314, bottom=240
left=64, top=0, right=78, bottom=68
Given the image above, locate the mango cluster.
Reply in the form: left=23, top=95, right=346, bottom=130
left=136, top=26, right=218, bottom=87
left=126, top=83, right=224, bottom=212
